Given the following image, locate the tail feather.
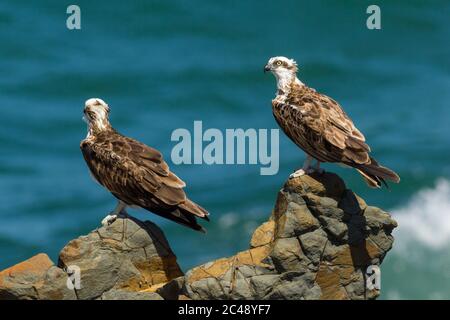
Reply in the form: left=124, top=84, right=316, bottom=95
left=170, top=210, right=207, bottom=233
left=355, top=157, right=400, bottom=188
left=356, top=168, right=385, bottom=188
left=145, top=199, right=209, bottom=233
left=179, top=199, right=210, bottom=221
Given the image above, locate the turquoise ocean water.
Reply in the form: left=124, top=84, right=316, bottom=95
left=0, top=1, right=449, bottom=299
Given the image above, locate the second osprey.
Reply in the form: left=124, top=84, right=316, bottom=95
left=80, top=98, right=209, bottom=232
left=264, top=56, right=400, bottom=188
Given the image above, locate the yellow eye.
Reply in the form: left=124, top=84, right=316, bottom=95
left=276, top=60, right=282, bottom=66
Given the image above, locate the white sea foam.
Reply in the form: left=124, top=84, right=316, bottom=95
left=218, top=212, right=239, bottom=229
left=393, top=179, right=450, bottom=249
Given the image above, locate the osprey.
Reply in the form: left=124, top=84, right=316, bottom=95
left=80, top=98, right=209, bottom=232
left=264, top=56, right=400, bottom=188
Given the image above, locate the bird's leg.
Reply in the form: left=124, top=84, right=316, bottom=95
left=117, top=204, right=129, bottom=219
left=290, top=155, right=313, bottom=178
left=315, top=160, right=324, bottom=174
left=116, top=203, right=130, bottom=241
left=101, top=201, right=127, bottom=227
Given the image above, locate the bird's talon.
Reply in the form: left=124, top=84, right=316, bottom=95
left=101, top=214, right=118, bottom=227
left=289, top=169, right=306, bottom=179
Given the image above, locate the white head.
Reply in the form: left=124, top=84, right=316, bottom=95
left=264, top=56, right=301, bottom=92
left=83, top=98, right=111, bottom=134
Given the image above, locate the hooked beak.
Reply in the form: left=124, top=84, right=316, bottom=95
left=264, top=65, right=271, bottom=73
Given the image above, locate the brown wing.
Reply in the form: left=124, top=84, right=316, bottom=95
left=273, top=84, right=371, bottom=165
left=272, top=83, right=400, bottom=187
left=80, top=130, right=208, bottom=231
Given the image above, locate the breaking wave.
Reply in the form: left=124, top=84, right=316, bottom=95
left=393, top=179, right=450, bottom=249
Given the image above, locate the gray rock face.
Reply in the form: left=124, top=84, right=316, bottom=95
left=100, top=289, right=163, bottom=300
left=58, top=216, right=183, bottom=300
left=0, top=254, right=77, bottom=300
left=0, top=172, right=397, bottom=300
left=164, top=172, right=397, bottom=300
left=0, top=217, right=183, bottom=300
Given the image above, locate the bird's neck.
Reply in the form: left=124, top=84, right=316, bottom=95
left=87, top=118, right=112, bottom=138
left=275, top=73, right=304, bottom=97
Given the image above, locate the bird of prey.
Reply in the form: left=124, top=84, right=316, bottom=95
left=264, top=56, right=400, bottom=188
left=80, top=98, right=209, bottom=232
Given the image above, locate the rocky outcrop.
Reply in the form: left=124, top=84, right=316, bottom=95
left=0, top=217, right=181, bottom=300
left=162, top=172, right=397, bottom=300
left=0, top=172, right=397, bottom=300
left=0, top=253, right=76, bottom=300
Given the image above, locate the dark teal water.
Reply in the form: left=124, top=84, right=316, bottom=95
left=0, top=1, right=449, bottom=299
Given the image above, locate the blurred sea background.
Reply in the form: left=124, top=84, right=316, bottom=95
left=0, top=0, right=449, bottom=299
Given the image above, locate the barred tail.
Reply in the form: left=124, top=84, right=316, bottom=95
left=355, top=157, right=400, bottom=188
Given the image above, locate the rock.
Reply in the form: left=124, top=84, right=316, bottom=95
left=0, top=171, right=397, bottom=300
left=0, top=254, right=76, bottom=300
left=270, top=237, right=308, bottom=273
left=250, top=221, right=275, bottom=248
left=0, top=217, right=182, bottom=300
left=100, top=289, right=163, bottom=300
left=167, top=172, right=396, bottom=300
left=58, top=216, right=183, bottom=300
left=298, top=228, right=329, bottom=267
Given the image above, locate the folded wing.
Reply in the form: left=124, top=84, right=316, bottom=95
left=81, top=131, right=208, bottom=231
left=272, top=85, right=399, bottom=187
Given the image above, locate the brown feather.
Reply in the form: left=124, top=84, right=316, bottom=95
left=356, top=169, right=381, bottom=188
left=81, top=128, right=209, bottom=232
left=272, top=82, right=399, bottom=188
